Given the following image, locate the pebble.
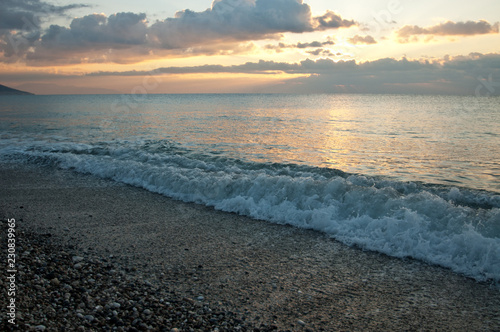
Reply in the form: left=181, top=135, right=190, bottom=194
left=3, top=229, right=271, bottom=332
left=110, top=302, right=121, bottom=308
left=298, top=319, right=306, bottom=326
left=84, top=315, right=95, bottom=322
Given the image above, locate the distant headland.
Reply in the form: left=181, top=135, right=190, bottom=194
left=0, top=84, right=35, bottom=95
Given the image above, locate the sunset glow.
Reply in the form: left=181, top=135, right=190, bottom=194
left=1, top=0, right=499, bottom=94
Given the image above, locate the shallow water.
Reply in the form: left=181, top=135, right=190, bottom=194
left=1, top=93, right=499, bottom=282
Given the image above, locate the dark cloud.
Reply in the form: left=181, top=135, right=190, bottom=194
left=87, top=53, right=500, bottom=95
left=21, top=12, right=149, bottom=64
left=0, top=0, right=89, bottom=61
left=348, top=35, right=377, bottom=45
left=297, top=41, right=335, bottom=48
left=42, top=13, right=148, bottom=48
left=148, top=0, right=355, bottom=49
left=0, top=30, right=39, bottom=59
left=275, top=53, right=500, bottom=94
left=305, top=48, right=338, bottom=57
left=148, top=0, right=313, bottom=48
left=83, top=57, right=396, bottom=76
left=7, top=51, right=498, bottom=96
left=265, top=40, right=335, bottom=52
left=0, top=0, right=88, bottom=30
left=0, top=0, right=356, bottom=64
left=85, top=56, right=360, bottom=77
left=397, top=20, right=499, bottom=43
left=313, top=10, right=356, bottom=30
left=87, top=59, right=298, bottom=76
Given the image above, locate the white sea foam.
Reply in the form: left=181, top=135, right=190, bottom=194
left=1, top=139, right=500, bottom=282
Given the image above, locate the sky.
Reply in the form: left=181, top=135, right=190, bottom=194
left=1, top=0, right=499, bottom=95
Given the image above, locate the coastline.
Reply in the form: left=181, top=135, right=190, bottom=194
left=1, top=164, right=499, bottom=331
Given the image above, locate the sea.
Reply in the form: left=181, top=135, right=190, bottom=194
left=1, top=93, right=499, bottom=283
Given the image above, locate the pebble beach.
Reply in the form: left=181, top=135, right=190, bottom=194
left=1, top=164, right=500, bottom=331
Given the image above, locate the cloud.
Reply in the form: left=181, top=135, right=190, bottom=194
left=347, top=35, right=377, bottom=45
left=87, top=59, right=299, bottom=76
left=0, top=0, right=88, bottom=30
left=0, top=0, right=89, bottom=60
left=42, top=13, right=148, bottom=48
left=397, top=20, right=499, bottom=43
left=148, top=0, right=311, bottom=49
left=148, top=0, right=355, bottom=49
left=276, top=53, right=500, bottom=94
left=20, top=12, right=149, bottom=64
left=305, top=49, right=339, bottom=57
left=0, top=0, right=357, bottom=64
left=86, top=53, right=500, bottom=95
left=264, top=40, right=335, bottom=52
left=313, top=10, right=356, bottom=30
left=296, top=40, right=335, bottom=48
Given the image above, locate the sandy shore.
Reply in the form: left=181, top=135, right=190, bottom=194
left=1, top=164, right=500, bottom=331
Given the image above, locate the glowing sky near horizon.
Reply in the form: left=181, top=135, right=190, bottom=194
left=1, top=0, right=499, bottom=94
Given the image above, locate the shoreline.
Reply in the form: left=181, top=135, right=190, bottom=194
left=1, top=164, right=500, bottom=331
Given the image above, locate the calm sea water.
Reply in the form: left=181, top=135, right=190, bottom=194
left=1, top=94, right=499, bottom=282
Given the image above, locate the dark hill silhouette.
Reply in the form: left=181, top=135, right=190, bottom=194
left=0, top=84, right=34, bottom=95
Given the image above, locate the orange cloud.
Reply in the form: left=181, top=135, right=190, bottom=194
left=1, top=0, right=357, bottom=66
left=397, top=20, right=499, bottom=43
left=347, top=35, right=377, bottom=45
left=80, top=53, right=500, bottom=95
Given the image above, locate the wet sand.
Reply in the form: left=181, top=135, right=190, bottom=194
left=1, top=164, right=499, bottom=331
